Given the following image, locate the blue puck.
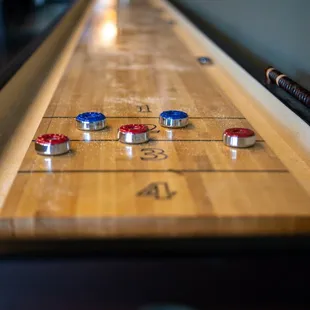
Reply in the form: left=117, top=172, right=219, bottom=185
left=76, top=112, right=106, bottom=131
left=159, top=110, right=188, bottom=128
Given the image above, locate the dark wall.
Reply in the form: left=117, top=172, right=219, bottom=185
left=0, top=0, right=75, bottom=88
left=174, top=0, right=310, bottom=89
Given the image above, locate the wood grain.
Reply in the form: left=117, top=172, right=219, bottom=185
left=3, top=172, right=309, bottom=218
left=1, top=0, right=310, bottom=238
left=19, top=140, right=285, bottom=172
left=0, top=0, right=94, bottom=206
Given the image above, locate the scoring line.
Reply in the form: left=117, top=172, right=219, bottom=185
left=18, top=169, right=289, bottom=174
left=42, top=116, right=247, bottom=120
left=30, top=139, right=265, bottom=142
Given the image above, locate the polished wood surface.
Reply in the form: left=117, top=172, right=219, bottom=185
left=1, top=0, right=310, bottom=238
left=0, top=0, right=93, bottom=206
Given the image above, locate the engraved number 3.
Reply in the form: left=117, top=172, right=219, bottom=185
left=140, top=148, right=168, bottom=161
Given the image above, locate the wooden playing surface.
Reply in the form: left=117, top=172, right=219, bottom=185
left=2, top=0, right=310, bottom=238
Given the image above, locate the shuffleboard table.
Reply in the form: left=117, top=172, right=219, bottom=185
left=0, top=0, right=310, bottom=249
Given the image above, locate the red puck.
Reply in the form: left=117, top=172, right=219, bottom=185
left=35, top=133, right=70, bottom=156
left=119, top=124, right=149, bottom=134
left=223, top=127, right=256, bottom=148
left=223, top=128, right=255, bottom=138
left=35, top=134, right=69, bottom=145
left=118, top=124, right=149, bottom=144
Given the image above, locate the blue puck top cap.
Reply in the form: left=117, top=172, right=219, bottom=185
left=76, top=112, right=106, bottom=123
left=160, top=110, right=188, bottom=120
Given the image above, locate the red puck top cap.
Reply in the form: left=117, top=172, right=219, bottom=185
left=224, top=128, right=255, bottom=138
left=119, top=124, right=149, bottom=134
left=36, top=134, right=69, bottom=145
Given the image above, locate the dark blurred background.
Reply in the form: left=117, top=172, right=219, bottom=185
left=171, top=0, right=310, bottom=125
left=172, top=0, right=310, bottom=89
left=0, top=0, right=76, bottom=88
